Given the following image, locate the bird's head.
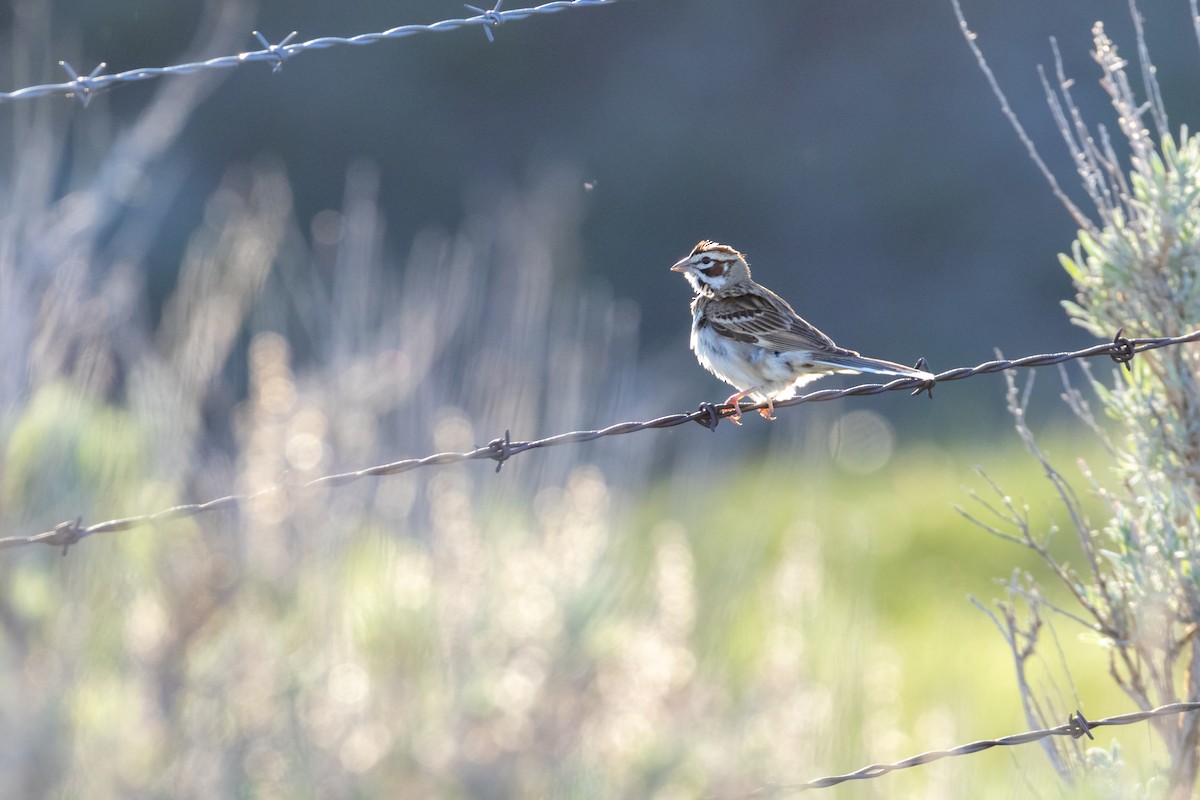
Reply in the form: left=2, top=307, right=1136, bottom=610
left=670, top=240, right=750, bottom=293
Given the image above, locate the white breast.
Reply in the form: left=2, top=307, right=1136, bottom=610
left=689, top=309, right=820, bottom=402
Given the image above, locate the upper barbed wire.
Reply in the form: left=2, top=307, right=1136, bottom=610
left=0, top=0, right=619, bottom=104
left=2, top=329, right=1197, bottom=554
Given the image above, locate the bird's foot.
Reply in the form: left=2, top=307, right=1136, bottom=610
left=723, top=392, right=748, bottom=426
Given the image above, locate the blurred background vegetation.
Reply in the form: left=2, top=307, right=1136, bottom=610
left=2, top=0, right=1199, bottom=797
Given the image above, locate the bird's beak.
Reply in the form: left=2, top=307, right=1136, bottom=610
left=670, top=258, right=690, bottom=273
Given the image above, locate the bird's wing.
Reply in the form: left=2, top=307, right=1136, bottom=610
left=706, top=288, right=848, bottom=354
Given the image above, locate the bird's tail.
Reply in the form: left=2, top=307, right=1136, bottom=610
left=815, top=353, right=934, bottom=382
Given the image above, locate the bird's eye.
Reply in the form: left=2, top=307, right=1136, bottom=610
left=700, top=256, right=713, bottom=264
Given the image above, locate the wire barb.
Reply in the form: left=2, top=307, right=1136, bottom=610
left=466, top=0, right=506, bottom=42
left=694, top=402, right=723, bottom=431
left=1067, top=709, right=1094, bottom=740
left=1109, top=327, right=1136, bottom=369
left=250, top=31, right=299, bottom=73
left=487, top=429, right=514, bottom=472
left=1, top=329, right=1198, bottom=554
left=44, top=517, right=85, bottom=555
left=58, top=61, right=107, bottom=106
left=911, top=356, right=935, bottom=398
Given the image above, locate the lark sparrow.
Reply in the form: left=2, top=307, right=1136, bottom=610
left=672, top=240, right=933, bottom=423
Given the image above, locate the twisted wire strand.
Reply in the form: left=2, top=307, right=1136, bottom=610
left=0, top=0, right=618, bottom=103
left=1, top=329, right=1197, bottom=553
left=744, top=702, right=1200, bottom=795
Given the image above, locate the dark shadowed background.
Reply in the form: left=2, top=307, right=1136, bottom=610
left=16, top=0, right=1198, bottom=432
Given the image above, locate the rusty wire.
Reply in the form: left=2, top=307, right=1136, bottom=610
left=736, top=701, right=1200, bottom=796
left=1, top=329, right=1197, bottom=554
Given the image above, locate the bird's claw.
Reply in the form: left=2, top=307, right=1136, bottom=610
left=723, top=393, right=747, bottom=426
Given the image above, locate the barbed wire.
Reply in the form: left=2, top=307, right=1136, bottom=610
left=734, top=701, right=1200, bottom=796
left=0, top=329, right=1196, bottom=554
left=0, top=0, right=618, bottom=105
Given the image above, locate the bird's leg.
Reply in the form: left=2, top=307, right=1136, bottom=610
left=723, top=390, right=751, bottom=425
left=757, top=397, right=776, bottom=420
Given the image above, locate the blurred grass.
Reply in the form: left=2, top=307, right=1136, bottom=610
left=2, top=379, right=1157, bottom=797
left=638, top=429, right=1156, bottom=798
